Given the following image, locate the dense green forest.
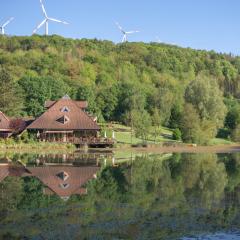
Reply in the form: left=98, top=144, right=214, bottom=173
left=1, top=35, right=240, bottom=143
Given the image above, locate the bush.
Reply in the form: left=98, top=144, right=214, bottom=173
left=172, top=128, right=182, bottom=140
left=231, top=124, right=240, bottom=142
left=216, top=128, right=231, bottom=139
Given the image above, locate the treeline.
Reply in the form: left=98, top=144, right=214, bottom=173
left=1, top=35, right=240, bottom=143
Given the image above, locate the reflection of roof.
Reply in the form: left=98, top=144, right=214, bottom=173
left=27, top=97, right=100, bottom=130
left=0, top=166, right=9, bottom=182
left=0, top=164, right=30, bottom=182
left=27, top=166, right=100, bottom=197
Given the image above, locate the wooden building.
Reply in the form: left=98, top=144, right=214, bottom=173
left=0, top=111, right=27, bottom=138
left=27, top=95, right=114, bottom=147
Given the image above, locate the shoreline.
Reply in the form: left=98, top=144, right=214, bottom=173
left=129, top=144, right=240, bottom=154
left=1, top=143, right=240, bottom=154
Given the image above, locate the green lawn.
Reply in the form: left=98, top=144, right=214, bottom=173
left=208, top=138, right=235, bottom=146
left=111, top=124, right=174, bottom=144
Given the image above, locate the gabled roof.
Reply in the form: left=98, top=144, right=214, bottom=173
left=27, top=166, right=100, bottom=197
left=0, top=166, right=9, bottom=182
left=0, top=112, right=27, bottom=134
left=27, top=98, right=100, bottom=130
left=45, top=100, right=88, bottom=109
left=0, top=111, right=11, bottom=130
left=0, top=164, right=30, bottom=183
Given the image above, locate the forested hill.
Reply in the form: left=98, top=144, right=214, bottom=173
left=1, top=35, right=240, bottom=143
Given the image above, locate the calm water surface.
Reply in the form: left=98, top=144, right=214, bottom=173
left=1, top=151, right=240, bottom=239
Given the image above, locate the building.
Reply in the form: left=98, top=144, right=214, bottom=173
left=27, top=95, right=114, bottom=147
left=0, top=111, right=27, bottom=138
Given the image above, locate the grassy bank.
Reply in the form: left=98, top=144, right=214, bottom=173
left=0, top=139, right=76, bottom=153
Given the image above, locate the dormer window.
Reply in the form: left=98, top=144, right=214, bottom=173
left=57, top=171, right=69, bottom=181
left=56, top=115, right=70, bottom=124
left=61, top=106, right=70, bottom=113
left=60, top=183, right=70, bottom=189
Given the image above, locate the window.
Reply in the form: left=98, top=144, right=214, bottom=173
left=56, top=115, right=70, bottom=124
left=61, top=106, right=70, bottom=113
left=60, top=183, right=70, bottom=189
left=56, top=171, right=69, bottom=181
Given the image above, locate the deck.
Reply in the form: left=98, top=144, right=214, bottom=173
left=40, top=136, right=116, bottom=148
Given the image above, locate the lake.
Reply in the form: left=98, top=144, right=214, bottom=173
left=1, top=151, right=240, bottom=239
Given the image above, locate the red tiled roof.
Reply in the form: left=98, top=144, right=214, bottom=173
left=27, top=98, right=100, bottom=130
left=0, top=111, right=11, bottom=130
left=27, top=166, right=100, bottom=197
left=0, top=112, right=28, bottom=134
left=45, top=100, right=88, bottom=109
left=0, top=165, right=30, bottom=182
left=0, top=166, right=9, bottom=182
left=9, top=119, right=27, bottom=134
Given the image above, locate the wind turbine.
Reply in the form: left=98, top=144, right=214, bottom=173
left=33, top=0, right=68, bottom=35
left=115, top=22, right=139, bottom=43
left=156, top=36, right=161, bottom=43
left=0, top=17, right=14, bottom=35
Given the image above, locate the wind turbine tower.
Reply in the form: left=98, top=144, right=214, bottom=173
left=0, top=17, right=14, bottom=35
left=33, top=0, right=68, bottom=35
left=115, top=22, right=139, bottom=43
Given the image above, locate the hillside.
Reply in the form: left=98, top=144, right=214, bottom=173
left=1, top=35, right=240, bottom=144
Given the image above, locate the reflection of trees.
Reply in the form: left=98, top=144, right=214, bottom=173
left=0, top=177, right=23, bottom=217
left=1, top=153, right=240, bottom=240
left=178, top=154, right=227, bottom=209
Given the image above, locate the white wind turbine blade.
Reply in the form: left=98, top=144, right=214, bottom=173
left=2, top=17, right=14, bottom=28
left=115, top=22, right=125, bottom=33
left=126, top=30, right=140, bottom=34
left=115, top=22, right=123, bottom=30
left=33, top=19, right=47, bottom=34
left=40, top=0, right=48, bottom=17
left=48, top=17, right=68, bottom=24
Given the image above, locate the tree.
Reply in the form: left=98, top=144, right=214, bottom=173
left=19, top=76, right=70, bottom=116
left=168, top=105, right=182, bottom=129
left=0, top=67, right=23, bottom=116
left=172, top=128, right=182, bottom=140
left=180, top=104, right=201, bottom=143
left=76, top=84, right=97, bottom=114
left=151, top=108, right=161, bottom=142
left=185, top=74, right=227, bottom=129
left=131, top=109, right=151, bottom=141
left=225, top=104, right=240, bottom=130
left=231, top=124, right=240, bottom=142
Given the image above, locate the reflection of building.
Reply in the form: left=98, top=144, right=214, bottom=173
left=0, top=163, right=29, bottom=182
left=27, top=166, right=100, bottom=200
left=0, top=111, right=27, bottom=138
left=0, top=162, right=100, bottom=200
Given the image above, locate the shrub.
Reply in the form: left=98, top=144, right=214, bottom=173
left=231, top=124, right=240, bottom=142
left=172, top=128, right=182, bottom=140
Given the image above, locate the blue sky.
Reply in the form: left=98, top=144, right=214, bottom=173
left=1, top=0, right=240, bottom=54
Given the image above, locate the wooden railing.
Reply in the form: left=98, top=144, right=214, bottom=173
left=40, top=135, right=115, bottom=146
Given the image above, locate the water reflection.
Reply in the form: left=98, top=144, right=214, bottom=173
left=1, top=152, right=240, bottom=239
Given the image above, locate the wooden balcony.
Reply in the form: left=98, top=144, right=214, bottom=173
left=40, top=134, right=116, bottom=148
